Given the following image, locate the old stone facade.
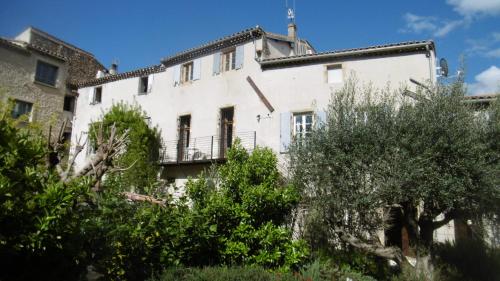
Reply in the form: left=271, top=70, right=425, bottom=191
left=0, top=27, right=104, bottom=138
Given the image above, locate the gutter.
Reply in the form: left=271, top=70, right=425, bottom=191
left=260, top=41, right=434, bottom=67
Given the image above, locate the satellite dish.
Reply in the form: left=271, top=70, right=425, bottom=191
left=439, top=58, right=449, bottom=77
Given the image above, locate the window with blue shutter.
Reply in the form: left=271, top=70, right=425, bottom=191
left=213, top=52, right=221, bottom=75
left=173, top=65, right=181, bottom=86
left=235, top=45, right=244, bottom=69
left=192, top=59, right=201, bottom=80
left=280, top=112, right=291, bottom=153
left=316, top=110, right=327, bottom=127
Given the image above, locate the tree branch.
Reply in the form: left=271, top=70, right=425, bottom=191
left=121, top=192, right=166, bottom=207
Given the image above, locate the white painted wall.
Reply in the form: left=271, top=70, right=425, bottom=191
left=72, top=40, right=435, bottom=187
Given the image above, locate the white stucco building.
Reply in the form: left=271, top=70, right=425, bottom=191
left=69, top=24, right=454, bottom=249
left=72, top=25, right=437, bottom=187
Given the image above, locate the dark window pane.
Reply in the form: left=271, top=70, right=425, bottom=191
left=139, top=76, right=148, bottom=93
left=11, top=100, right=33, bottom=119
left=64, top=96, right=75, bottom=112
left=35, top=61, right=58, bottom=86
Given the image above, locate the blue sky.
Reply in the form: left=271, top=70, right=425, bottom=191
left=1, top=0, right=499, bottom=94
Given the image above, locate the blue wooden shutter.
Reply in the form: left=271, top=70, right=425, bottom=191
left=213, top=52, right=221, bottom=75
left=173, top=65, right=181, bottom=86
left=89, top=88, right=94, bottom=104
left=235, top=45, right=244, bottom=69
left=316, top=110, right=327, bottom=128
left=280, top=112, right=291, bottom=153
left=193, top=58, right=201, bottom=80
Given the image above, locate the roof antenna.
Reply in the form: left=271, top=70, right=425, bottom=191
left=286, top=0, right=295, bottom=23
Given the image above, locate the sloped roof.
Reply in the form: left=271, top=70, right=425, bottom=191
left=74, top=64, right=165, bottom=88
left=0, top=37, right=67, bottom=61
left=29, top=26, right=96, bottom=57
left=260, top=40, right=435, bottom=67
left=161, top=27, right=264, bottom=67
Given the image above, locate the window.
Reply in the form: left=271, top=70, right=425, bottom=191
left=63, top=95, right=75, bottom=112
left=138, top=76, right=149, bottom=94
left=221, top=48, right=236, bottom=72
left=62, top=132, right=72, bottom=143
left=92, top=87, right=102, bottom=104
left=327, top=65, right=343, bottom=84
left=11, top=100, right=33, bottom=119
left=181, top=62, right=193, bottom=83
left=35, top=60, right=58, bottom=86
left=293, top=112, right=314, bottom=139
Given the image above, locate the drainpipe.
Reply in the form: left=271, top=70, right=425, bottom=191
left=426, top=45, right=434, bottom=85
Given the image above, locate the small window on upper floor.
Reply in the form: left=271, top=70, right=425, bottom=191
left=64, top=95, right=75, bottom=112
left=11, top=100, right=33, bottom=120
left=327, top=65, right=343, bottom=84
left=138, top=76, right=149, bottom=94
left=181, top=62, right=194, bottom=83
left=35, top=60, right=58, bottom=86
left=92, top=87, right=102, bottom=104
left=213, top=45, right=244, bottom=75
left=222, top=48, right=236, bottom=72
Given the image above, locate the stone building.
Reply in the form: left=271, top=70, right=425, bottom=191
left=0, top=26, right=105, bottom=139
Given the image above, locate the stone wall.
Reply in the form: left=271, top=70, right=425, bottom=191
left=0, top=45, right=67, bottom=137
left=30, top=31, right=104, bottom=85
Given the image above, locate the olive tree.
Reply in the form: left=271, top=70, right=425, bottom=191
left=289, top=80, right=499, bottom=277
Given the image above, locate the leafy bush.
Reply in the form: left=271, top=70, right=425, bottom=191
left=0, top=102, right=91, bottom=280
left=88, top=102, right=162, bottom=192
left=183, top=142, right=308, bottom=270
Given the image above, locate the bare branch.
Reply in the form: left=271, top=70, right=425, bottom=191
left=122, top=192, right=166, bottom=206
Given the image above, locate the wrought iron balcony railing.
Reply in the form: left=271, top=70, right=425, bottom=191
left=159, top=131, right=256, bottom=164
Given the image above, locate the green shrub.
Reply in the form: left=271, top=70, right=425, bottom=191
left=184, top=142, right=308, bottom=269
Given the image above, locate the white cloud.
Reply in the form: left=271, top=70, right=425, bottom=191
left=433, top=20, right=464, bottom=37
left=401, top=13, right=463, bottom=37
left=447, top=0, right=500, bottom=17
left=468, top=66, right=500, bottom=95
left=402, top=13, right=437, bottom=33
left=466, top=32, right=500, bottom=57
left=486, top=48, right=500, bottom=58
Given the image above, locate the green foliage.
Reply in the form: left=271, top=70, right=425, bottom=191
left=290, top=79, right=500, bottom=258
left=185, top=141, right=308, bottom=269
left=89, top=102, right=162, bottom=191
left=0, top=102, right=91, bottom=280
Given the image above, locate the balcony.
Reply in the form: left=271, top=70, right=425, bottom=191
left=159, top=131, right=256, bottom=165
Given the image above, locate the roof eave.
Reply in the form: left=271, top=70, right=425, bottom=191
left=160, top=27, right=264, bottom=67
left=260, top=41, right=434, bottom=68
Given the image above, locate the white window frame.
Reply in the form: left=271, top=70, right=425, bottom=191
left=92, top=87, right=102, bottom=105
left=138, top=76, right=149, bottom=94
left=221, top=48, right=236, bottom=72
left=292, top=112, right=314, bottom=139
left=181, top=61, right=194, bottom=83
left=11, top=99, right=33, bottom=121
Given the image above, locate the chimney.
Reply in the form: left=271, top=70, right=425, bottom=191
left=287, top=23, right=297, bottom=41
left=109, top=63, right=118, bottom=75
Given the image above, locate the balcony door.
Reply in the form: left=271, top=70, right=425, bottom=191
left=178, top=115, right=191, bottom=161
left=219, top=107, right=234, bottom=158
